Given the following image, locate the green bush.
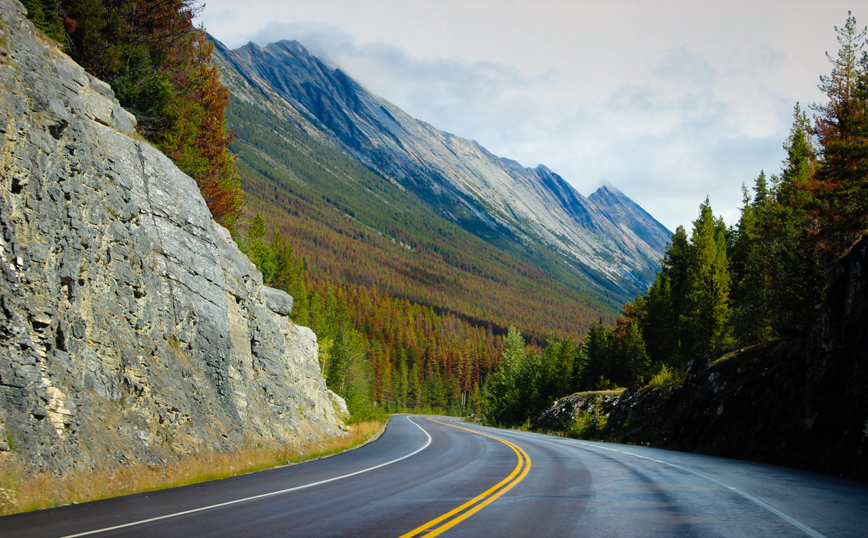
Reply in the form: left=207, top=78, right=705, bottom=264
left=647, top=364, right=678, bottom=389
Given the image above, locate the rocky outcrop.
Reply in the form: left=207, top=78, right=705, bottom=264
left=541, top=236, right=868, bottom=481
left=529, top=390, right=624, bottom=433
left=0, top=0, right=345, bottom=476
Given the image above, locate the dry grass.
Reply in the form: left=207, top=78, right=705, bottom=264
left=574, top=389, right=626, bottom=397
left=0, top=421, right=383, bottom=516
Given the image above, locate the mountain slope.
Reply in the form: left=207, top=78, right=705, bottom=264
left=219, top=86, right=613, bottom=339
left=212, top=38, right=671, bottom=302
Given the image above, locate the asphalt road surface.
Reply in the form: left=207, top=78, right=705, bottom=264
left=3, top=415, right=868, bottom=537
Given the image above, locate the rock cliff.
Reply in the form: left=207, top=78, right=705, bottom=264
left=0, top=0, right=345, bottom=476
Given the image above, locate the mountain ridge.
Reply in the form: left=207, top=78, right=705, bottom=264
left=211, top=37, right=671, bottom=302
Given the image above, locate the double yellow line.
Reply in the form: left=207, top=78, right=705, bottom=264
left=398, top=418, right=532, bottom=538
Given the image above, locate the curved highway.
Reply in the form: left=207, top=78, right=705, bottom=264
left=3, top=415, right=867, bottom=537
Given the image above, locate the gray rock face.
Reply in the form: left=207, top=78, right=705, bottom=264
left=530, top=391, right=624, bottom=432
left=0, top=0, right=345, bottom=476
left=262, top=286, right=294, bottom=317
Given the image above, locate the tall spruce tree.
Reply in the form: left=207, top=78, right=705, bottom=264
left=770, top=104, right=825, bottom=331
left=577, top=319, right=615, bottom=390
left=730, top=172, right=776, bottom=345
left=682, top=198, right=731, bottom=357
left=640, top=226, right=690, bottom=369
left=540, top=336, right=576, bottom=403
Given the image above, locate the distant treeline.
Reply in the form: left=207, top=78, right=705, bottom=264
left=235, top=215, right=502, bottom=421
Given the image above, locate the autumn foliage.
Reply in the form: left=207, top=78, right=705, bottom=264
left=24, top=0, right=243, bottom=228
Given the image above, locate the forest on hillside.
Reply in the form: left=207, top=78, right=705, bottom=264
left=225, top=95, right=615, bottom=420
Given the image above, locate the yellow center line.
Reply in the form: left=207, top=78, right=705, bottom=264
left=398, top=418, right=532, bottom=538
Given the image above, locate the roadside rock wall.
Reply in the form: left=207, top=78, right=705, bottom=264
left=0, top=0, right=345, bottom=475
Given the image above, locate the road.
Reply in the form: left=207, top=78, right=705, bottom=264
left=3, top=415, right=868, bottom=537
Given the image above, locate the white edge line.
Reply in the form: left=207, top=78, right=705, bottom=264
left=574, top=441, right=828, bottom=538
left=61, top=416, right=433, bottom=538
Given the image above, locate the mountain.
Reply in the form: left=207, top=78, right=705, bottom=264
left=211, top=38, right=671, bottom=313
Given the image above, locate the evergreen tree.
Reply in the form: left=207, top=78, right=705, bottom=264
left=571, top=340, right=588, bottom=393
left=682, top=198, right=731, bottom=357
left=618, top=320, right=651, bottom=385
left=21, top=0, right=64, bottom=41
left=730, top=173, right=776, bottom=345
left=540, top=336, right=576, bottom=403
left=767, top=108, right=827, bottom=332
left=25, top=0, right=243, bottom=228
left=812, top=11, right=868, bottom=253
left=426, top=365, right=446, bottom=411
left=640, top=226, right=690, bottom=369
left=241, top=214, right=275, bottom=283
left=481, top=327, right=531, bottom=426
left=269, top=230, right=310, bottom=325
left=396, top=357, right=409, bottom=411
left=577, top=319, right=615, bottom=390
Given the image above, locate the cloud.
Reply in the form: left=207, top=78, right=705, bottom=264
left=250, top=23, right=526, bottom=97
left=247, top=22, right=548, bottom=160
left=654, top=45, right=718, bottom=90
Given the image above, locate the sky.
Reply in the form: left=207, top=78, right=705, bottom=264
left=198, top=0, right=862, bottom=233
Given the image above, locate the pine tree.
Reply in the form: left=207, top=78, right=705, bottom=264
left=640, top=226, right=690, bottom=369
left=682, top=198, right=731, bottom=357
left=770, top=104, right=825, bottom=331
left=157, top=29, right=243, bottom=228
left=619, top=320, right=650, bottom=385
left=730, top=172, right=776, bottom=345
left=812, top=11, right=868, bottom=253
left=577, top=319, right=614, bottom=390
left=540, top=336, right=576, bottom=403
left=269, top=230, right=310, bottom=324
left=571, top=341, right=588, bottom=393
left=241, top=214, right=275, bottom=283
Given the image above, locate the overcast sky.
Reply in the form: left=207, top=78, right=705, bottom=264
left=198, top=0, right=861, bottom=233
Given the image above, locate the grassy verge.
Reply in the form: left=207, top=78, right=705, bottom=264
left=0, top=421, right=383, bottom=516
